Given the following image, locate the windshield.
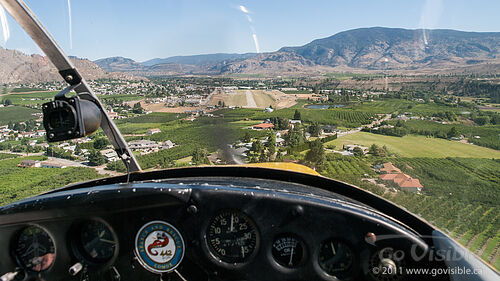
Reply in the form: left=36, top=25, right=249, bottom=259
left=0, top=0, right=499, bottom=272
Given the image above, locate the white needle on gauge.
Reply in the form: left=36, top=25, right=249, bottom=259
left=241, top=246, right=245, bottom=258
left=330, top=242, right=336, bottom=255
left=100, top=239, right=115, bottom=244
left=230, top=214, right=234, bottom=232
left=288, top=247, right=294, bottom=266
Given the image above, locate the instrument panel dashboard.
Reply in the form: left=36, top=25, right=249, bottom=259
left=0, top=176, right=448, bottom=281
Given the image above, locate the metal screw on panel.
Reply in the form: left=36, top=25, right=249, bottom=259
left=187, top=205, right=198, bottom=214
left=65, top=75, right=73, bottom=82
left=68, top=130, right=72, bottom=135
left=291, top=205, right=304, bottom=217
left=48, top=133, right=54, bottom=139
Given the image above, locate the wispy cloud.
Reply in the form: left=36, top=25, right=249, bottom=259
left=0, top=4, right=10, bottom=43
left=239, top=5, right=249, bottom=14
left=238, top=5, right=260, bottom=53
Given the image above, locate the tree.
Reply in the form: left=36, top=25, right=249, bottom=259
left=249, top=140, right=264, bottom=163
left=305, top=140, right=325, bottom=169
left=369, top=144, right=388, bottom=157
left=192, top=147, right=210, bottom=165
left=132, top=102, right=144, bottom=114
left=447, top=127, right=459, bottom=138
left=293, top=109, right=302, bottom=120
left=243, top=131, right=252, bottom=143
left=3, top=99, right=12, bottom=106
left=352, top=147, right=364, bottom=157
left=309, top=122, right=321, bottom=137
left=88, top=149, right=105, bottom=166
left=267, top=132, right=276, bottom=158
left=74, top=144, right=82, bottom=155
left=93, top=138, right=109, bottom=150
left=286, top=126, right=305, bottom=147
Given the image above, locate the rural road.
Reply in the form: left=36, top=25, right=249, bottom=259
left=244, top=90, right=257, bottom=108
left=337, top=114, right=392, bottom=137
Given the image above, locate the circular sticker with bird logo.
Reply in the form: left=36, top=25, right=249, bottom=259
left=134, top=221, right=185, bottom=273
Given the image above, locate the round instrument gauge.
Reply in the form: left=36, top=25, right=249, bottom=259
left=318, top=239, right=354, bottom=276
left=13, top=226, right=55, bottom=272
left=77, top=220, right=117, bottom=263
left=272, top=234, right=305, bottom=268
left=206, top=210, right=259, bottom=263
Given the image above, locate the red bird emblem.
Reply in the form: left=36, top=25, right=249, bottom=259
left=147, top=233, right=169, bottom=256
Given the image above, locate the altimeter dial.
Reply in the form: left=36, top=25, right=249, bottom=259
left=206, top=210, right=259, bottom=263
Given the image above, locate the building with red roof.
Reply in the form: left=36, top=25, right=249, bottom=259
left=253, top=123, right=275, bottom=130
left=378, top=162, right=423, bottom=193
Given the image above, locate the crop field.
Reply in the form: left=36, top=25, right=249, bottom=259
left=0, top=106, right=40, bottom=125
left=321, top=154, right=376, bottom=177
left=0, top=153, right=19, bottom=160
left=351, top=99, right=466, bottom=115
left=99, top=94, right=144, bottom=102
left=0, top=156, right=101, bottom=206
left=1, top=91, right=58, bottom=106
left=10, top=87, right=46, bottom=93
left=326, top=132, right=500, bottom=158
left=215, top=107, right=375, bottom=128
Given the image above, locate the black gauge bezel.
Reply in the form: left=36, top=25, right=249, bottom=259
left=69, top=218, right=119, bottom=267
left=314, top=238, right=357, bottom=280
left=11, top=224, right=56, bottom=273
left=270, top=233, right=307, bottom=269
left=202, top=209, right=260, bottom=268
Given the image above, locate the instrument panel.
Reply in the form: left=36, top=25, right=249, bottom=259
left=0, top=176, right=448, bottom=281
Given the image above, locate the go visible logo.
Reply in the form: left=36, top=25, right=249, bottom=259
left=135, top=221, right=185, bottom=274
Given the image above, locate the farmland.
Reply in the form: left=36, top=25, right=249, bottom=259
left=351, top=99, right=467, bottom=115
left=0, top=156, right=101, bottom=206
left=326, top=132, right=500, bottom=158
left=0, top=106, right=40, bottom=125
left=215, top=107, right=375, bottom=128
left=395, top=120, right=500, bottom=150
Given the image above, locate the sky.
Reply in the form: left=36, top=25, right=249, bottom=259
left=1, top=0, right=500, bottom=62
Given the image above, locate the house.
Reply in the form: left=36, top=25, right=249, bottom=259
left=253, top=123, right=274, bottom=130
left=107, top=111, right=119, bottom=119
left=18, top=160, right=40, bottom=168
left=378, top=162, right=402, bottom=174
left=128, top=140, right=159, bottom=152
left=397, top=177, right=423, bottom=193
left=147, top=128, right=161, bottom=135
left=321, top=125, right=337, bottom=134
left=378, top=163, right=423, bottom=193
left=41, top=161, right=67, bottom=168
left=162, top=140, right=175, bottom=149
left=100, top=149, right=119, bottom=162
left=265, top=107, right=274, bottom=113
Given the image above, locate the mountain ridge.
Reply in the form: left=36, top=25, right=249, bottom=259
left=93, top=27, right=500, bottom=75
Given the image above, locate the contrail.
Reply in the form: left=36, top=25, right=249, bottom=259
left=252, top=34, right=260, bottom=53
left=0, top=4, right=10, bottom=43
left=238, top=5, right=260, bottom=53
left=67, top=0, right=72, bottom=49
left=418, top=0, right=444, bottom=46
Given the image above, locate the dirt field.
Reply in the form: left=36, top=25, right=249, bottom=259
left=208, top=90, right=297, bottom=109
